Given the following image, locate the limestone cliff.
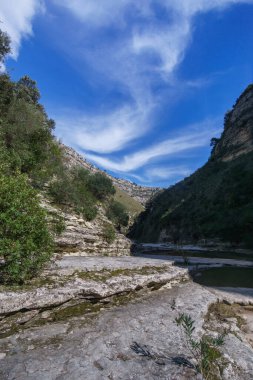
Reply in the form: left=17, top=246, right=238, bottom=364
left=61, top=144, right=159, bottom=206
left=41, top=197, right=131, bottom=257
left=212, top=84, right=253, bottom=162
left=40, top=142, right=158, bottom=257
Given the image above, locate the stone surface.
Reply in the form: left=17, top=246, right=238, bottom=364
left=0, top=281, right=253, bottom=380
left=53, top=255, right=178, bottom=273
left=0, top=257, right=188, bottom=318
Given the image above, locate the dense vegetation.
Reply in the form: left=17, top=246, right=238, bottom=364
left=0, top=173, right=53, bottom=284
left=48, top=167, right=115, bottom=221
left=106, top=200, right=129, bottom=231
left=129, top=148, right=253, bottom=247
left=0, top=30, right=58, bottom=283
left=0, top=29, right=128, bottom=283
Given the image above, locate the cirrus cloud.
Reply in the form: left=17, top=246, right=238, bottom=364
left=0, top=0, right=44, bottom=59
left=52, top=0, right=253, bottom=165
left=84, top=118, right=222, bottom=173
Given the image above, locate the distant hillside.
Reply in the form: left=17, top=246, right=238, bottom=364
left=129, top=85, right=253, bottom=248
left=61, top=144, right=159, bottom=207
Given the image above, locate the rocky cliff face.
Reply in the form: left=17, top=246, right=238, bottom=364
left=213, top=84, right=253, bottom=162
left=61, top=144, right=159, bottom=206
left=41, top=197, right=132, bottom=257
left=129, top=84, right=253, bottom=248
left=40, top=142, right=158, bottom=258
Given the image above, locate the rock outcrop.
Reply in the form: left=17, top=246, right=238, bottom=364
left=0, top=257, right=188, bottom=316
left=41, top=197, right=132, bottom=257
left=61, top=144, right=159, bottom=205
left=213, top=84, right=253, bottom=162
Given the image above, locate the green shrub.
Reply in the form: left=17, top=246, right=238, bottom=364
left=48, top=167, right=98, bottom=221
left=106, top=200, right=129, bottom=229
left=49, top=167, right=116, bottom=222
left=76, top=194, right=98, bottom=221
left=48, top=172, right=74, bottom=205
left=102, top=223, right=116, bottom=244
left=0, top=172, right=53, bottom=284
left=87, top=172, right=115, bottom=200
left=48, top=212, right=66, bottom=235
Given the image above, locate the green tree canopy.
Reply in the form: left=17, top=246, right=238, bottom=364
left=15, top=75, right=40, bottom=104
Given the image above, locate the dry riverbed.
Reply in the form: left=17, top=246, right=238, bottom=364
left=0, top=256, right=253, bottom=379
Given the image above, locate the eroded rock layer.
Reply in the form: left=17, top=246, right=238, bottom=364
left=41, top=197, right=132, bottom=257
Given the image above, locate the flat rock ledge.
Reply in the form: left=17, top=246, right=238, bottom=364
left=1, top=257, right=253, bottom=380
left=0, top=281, right=253, bottom=380
left=0, top=258, right=189, bottom=337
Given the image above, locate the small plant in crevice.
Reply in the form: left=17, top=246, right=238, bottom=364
left=175, top=313, right=227, bottom=380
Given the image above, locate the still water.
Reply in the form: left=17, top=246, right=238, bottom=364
left=192, top=266, right=253, bottom=288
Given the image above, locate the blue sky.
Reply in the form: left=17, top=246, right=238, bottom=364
left=1, top=0, right=253, bottom=187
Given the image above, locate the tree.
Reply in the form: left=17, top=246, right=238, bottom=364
left=0, top=172, right=53, bottom=284
left=210, top=137, right=220, bottom=154
left=15, top=75, right=40, bottom=104
left=0, top=96, right=61, bottom=181
left=0, top=29, right=11, bottom=64
left=0, top=74, right=14, bottom=115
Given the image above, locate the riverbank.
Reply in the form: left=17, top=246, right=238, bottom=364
left=135, top=243, right=253, bottom=261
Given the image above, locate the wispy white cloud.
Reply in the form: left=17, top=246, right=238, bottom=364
left=56, top=104, right=151, bottom=154
left=84, top=118, right=221, bottom=173
left=53, top=0, right=152, bottom=27
left=167, top=0, right=253, bottom=17
left=132, top=20, right=191, bottom=75
left=52, top=0, right=253, bottom=163
left=147, top=166, right=191, bottom=180
left=55, top=0, right=253, bottom=78
left=0, top=0, right=44, bottom=59
left=131, top=166, right=191, bottom=184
